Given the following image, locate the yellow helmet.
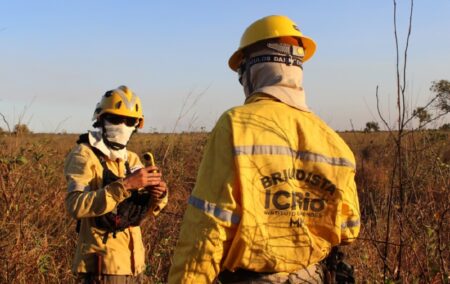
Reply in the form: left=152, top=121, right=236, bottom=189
left=228, top=15, right=317, bottom=71
left=92, top=85, right=144, bottom=128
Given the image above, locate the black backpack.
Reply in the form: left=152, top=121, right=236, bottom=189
left=76, top=134, right=153, bottom=243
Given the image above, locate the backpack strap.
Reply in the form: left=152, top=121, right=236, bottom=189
left=125, top=161, right=132, bottom=175
left=75, top=219, right=81, bottom=234
left=76, top=133, right=89, bottom=144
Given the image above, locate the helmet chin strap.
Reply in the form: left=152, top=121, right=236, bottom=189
left=101, top=121, right=137, bottom=151
left=101, top=126, right=127, bottom=150
left=104, top=137, right=127, bottom=150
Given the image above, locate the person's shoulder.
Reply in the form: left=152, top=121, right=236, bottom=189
left=126, top=150, right=142, bottom=167
left=307, top=114, right=355, bottom=162
left=127, top=150, right=139, bottom=160
left=65, top=141, right=98, bottom=164
left=216, top=106, right=239, bottom=123
left=64, top=142, right=97, bottom=173
left=222, top=104, right=243, bottom=114
left=219, top=101, right=260, bottom=118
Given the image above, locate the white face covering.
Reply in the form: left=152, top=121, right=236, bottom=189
left=88, top=131, right=128, bottom=161
left=103, top=121, right=135, bottom=148
left=240, top=47, right=310, bottom=112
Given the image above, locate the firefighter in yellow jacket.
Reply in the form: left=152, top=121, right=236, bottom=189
left=65, top=86, right=168, bottom=283
left=168, top=15, right=360, bottom=283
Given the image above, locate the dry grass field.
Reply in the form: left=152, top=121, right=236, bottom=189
left=0, top=130, right=448, bottom=283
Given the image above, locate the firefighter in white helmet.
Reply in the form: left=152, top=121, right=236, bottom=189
left=169, top=15, right=360, bottom=283
left=64, top=86, right=168, bottom=283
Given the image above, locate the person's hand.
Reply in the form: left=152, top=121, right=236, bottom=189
left=146, top=180, right=168, bottom=200
left=122, top=165, right=163, bottom=191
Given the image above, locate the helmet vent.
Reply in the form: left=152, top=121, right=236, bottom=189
left=115, top=101, right=122, bottom=109
left=104, top=91, right=113, bottom=97
left=135, top=104, right=139, bottom=112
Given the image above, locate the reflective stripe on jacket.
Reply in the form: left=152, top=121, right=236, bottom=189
left=64, top=143, right=168, bottom=275
left=168, top=95, right=360, bottom=283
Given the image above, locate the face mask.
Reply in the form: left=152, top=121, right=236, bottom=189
left=240, top=47, right=309, bottom=112
left=103, top=120, right=135, bottom=149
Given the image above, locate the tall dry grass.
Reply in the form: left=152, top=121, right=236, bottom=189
left=0, top=130, right=448, bottom=283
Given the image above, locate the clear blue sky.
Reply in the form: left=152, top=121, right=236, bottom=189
left=1, top=1, right=449, bottom=133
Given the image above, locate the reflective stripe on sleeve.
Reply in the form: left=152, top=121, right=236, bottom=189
left=234, top=145, right=355, bottom=168
left=68, top=183, right=90, bottom=192
left=188, top=195, right=241, bottom=224
left=341, top=219, right=360, bottom=229
left=130, top=165, right=143, bottom=173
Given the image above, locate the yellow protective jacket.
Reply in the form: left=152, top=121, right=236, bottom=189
left=64, top=142, right=168, bottom=275
left=169, top=95, right=360, bottom=283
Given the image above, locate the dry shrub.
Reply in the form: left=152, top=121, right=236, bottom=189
left=341, top=130, right=449, bottom=283
left=0, top=134, right=76, bottom=283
